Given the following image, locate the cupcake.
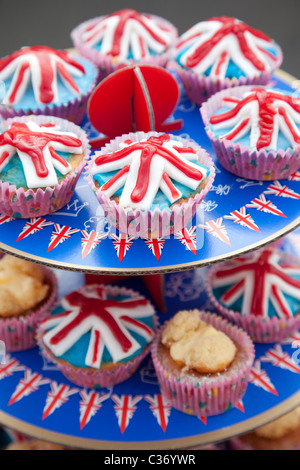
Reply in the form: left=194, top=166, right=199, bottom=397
left=230, top=407, right=300, bottom=450
left=201, top=85, right=300, bottom=180
left=0, top=114, right=90, bottom=218
left=206, top=247, right=300, bottom=343
left=0, top=45, right=98, bottom=124
left=86, top=131, right=215, bottom=238
left=37, top=283, right=157, bottom=388
left=71, top=8, right=178, bottom=79
left=0, top=254, right=57, bottom=352
left=174, top=16, right=282, bottom=106
left=5, top=439, right=66, bottom=450
left=151, top=309, right=255, bottom=417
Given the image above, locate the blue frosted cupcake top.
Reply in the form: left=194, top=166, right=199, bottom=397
left=90, top=133, right=211, bottom=211
left=208, top=87, right=300, bottom=152
left=0, top=46, right=98, bottom=112
left=39, top=284, right=156, bottom=369
left=175, top=17, right=282, bottom=80
left=211, top=248, right=300, bottom=319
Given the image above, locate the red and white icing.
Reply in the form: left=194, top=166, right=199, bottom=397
left=80, top=9, right=175, bottom=61
left=91, top=134, right=208, bottom=210
left=0, top=121, right=83, bottom=188
left=212, top=248, right=300, bottom=319
left=176, top=17, right=281, bottom=79
left=0, top=46, right=85, bottom=106
left=210, top=88, right=300, bottom=150
left=40, top=284, right=155, bottom=368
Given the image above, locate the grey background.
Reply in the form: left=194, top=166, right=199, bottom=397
left=0, top=0, right=299, bottom=78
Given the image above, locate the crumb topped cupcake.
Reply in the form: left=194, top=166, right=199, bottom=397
left=174, top=16, right=282, bottom=105
left=0, top=46, right=98, bottom=124
left=0, top=254, right=57, bottom=352
left=0, top=115, right=90, bottom=218
left=37, top=283, right=157, bottom=388
left=71, top=9, right=178, bottom=78
left=151, top=309, right=255, bottom=417
left=86, top=131, right=215, bottom=238
left=230, top=407, right=300, bottom=450
left=201, top=85, right=300, bottom=180
left=206, top=247, right=300, bottom=343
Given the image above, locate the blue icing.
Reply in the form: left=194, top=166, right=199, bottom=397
left=213, top=272, right=300, bottom=319
left=4, top=56, right=97, bottom=112
left=209, top=88, right=298, bottom=152
left=47, top=295, right=154, bottom=369
left=93, top=159, right=211, bottom=211
left=0, top=151, right=74, bottom=188
left=93, top=40, right=158, bottom=59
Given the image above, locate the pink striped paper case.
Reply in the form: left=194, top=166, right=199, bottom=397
left=85, top=131, right=215, bottom=239
left=200, top=85, right=300, bottom=181
left=205, top=258, right=300, bottom=344
left=0, top=115, right=90, bottom=219
left=151, top=311, right=255, bottom=418
left=0, top=267, right=58, bottom=353
left=175, top=65, right=274, bottom=107
left=70, top=14, right=178, bottom=80
left=36, top=284, right=158, bottom=389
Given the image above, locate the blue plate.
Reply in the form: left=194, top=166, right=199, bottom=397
left=0, top=72, right=300, bottom=274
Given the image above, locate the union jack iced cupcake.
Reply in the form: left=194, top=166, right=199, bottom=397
left=229, top=407, right=300, bottom=450
left=86, top=131, right=215, bottom=238
left=173, top=16, right=282, bottom=106
left=201, top=85, right=300, bottom=181
left=0, top=254, right=57, bottom=352
left=206, top=247, right=300, bottom=343
left=37, top=283, right=157, bottom=388
left=151, top=310, right=255, bottom=417
left=0, top=46, right=99, bottom=124
left=0, top=114, right=90, bottom=218
left=71, top=9, right=178, bottom=79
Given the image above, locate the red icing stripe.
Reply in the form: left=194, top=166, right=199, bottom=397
left=8, top=62, right=30, bottom=104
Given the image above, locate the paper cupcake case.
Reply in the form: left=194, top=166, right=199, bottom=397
left=71, top=15, right=178, bottom=78
left=200, top=85, right=300, bottom=181
left=36, top=284, right=158, bottom=389
left=0, top=267, right=58, bottom=353
left=205, top=262, right=300, bottom=344
left=85, top=131, right=216, bottom=239
left=0, top=115, right=90, bottom=219
left=151, top=311, right=255, bottom=418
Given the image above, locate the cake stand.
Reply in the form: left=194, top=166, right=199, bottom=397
left=0, top=70, right=299, bottom=450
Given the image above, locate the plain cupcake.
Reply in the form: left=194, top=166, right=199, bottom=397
left=71, top=8, right=178, bottom=79
left=37, top=283, right=157, bottom=388
left=151, top=309, right=255, bottom=417
left=173, top=16, right=282, bottom=106
left=0, top=114, right=90, bottom=218
left=0, top=45, right=99, bottom=124
left=206, top=246, right=300, bottom=343
left=0, top=254, right=57, bottom=352
left=201, top=85, right=300, bottom=181
left=85, top=131, right=215, bottom=238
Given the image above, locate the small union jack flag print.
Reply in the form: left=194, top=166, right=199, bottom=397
left=263, top=180, right=300, bottom=200
left=0, top=356, right=25, bottom=381
left=288, top=170, right=300, bottom=181
left=198, top=217, right=230, bottom=245
left=224, top=207, right=261, bottom=232
left=260, top=344, right=300, bottom=374
left=8, top=369, right=50, bottom=406
left=246, top=194, right=286, bottom=217
left=16, top=217, right=53, bottom=242
left=110, top=233, right=135, bottom=262
left=79, top=390, right=110, bottom=430
left=145, top=238, right=165, bottom=261
left=81, top=229, right=107, bottom=259
left=144, top=394, right=172, bottom=432
left=112, top=394, right=142, bottom=434
left=0, top=214, right=14, bottom=225
left=249, top=361, right=278, bottom=395
left=47, top=224, right=80, bottom=252
left=42, top=381, right=78, bottom=420
left=174, top=226, right=198, bottom=254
